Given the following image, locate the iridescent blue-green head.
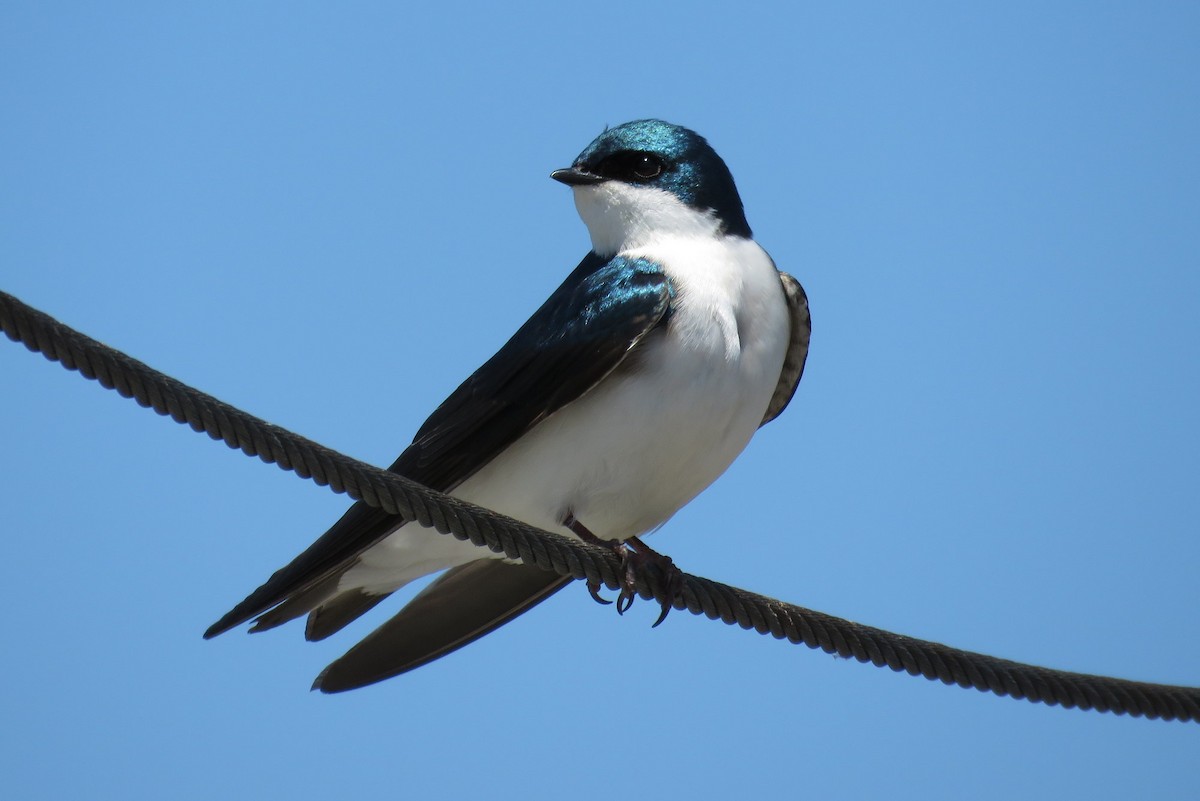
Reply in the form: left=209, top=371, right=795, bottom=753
left=552, top=120, right=752, bottom=255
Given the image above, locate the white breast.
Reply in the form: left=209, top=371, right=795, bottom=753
left=344, top=189, right=791, bottom=594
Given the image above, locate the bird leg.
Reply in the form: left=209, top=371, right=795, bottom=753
left=562, top=513, right=684, bottom=626
left=562, top=514, right=615, bottom=605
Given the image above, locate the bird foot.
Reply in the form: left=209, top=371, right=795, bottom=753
left=564, top=515, right=684, bottom=626
left=619, top=536, right=685, bottom=626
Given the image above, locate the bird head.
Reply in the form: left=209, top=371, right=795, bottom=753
left=552, top=119, right=751, bottom=255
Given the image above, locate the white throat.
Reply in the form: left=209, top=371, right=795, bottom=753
left=572, top=182, right=724, bottom=256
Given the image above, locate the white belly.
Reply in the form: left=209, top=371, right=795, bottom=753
left=344, top=236, right=790, bottom=594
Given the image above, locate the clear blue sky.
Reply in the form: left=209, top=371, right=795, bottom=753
left=2, top=3, right=1197, bottom=799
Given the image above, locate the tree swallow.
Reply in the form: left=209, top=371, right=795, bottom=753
left=205, top=119, right=811, bottom=692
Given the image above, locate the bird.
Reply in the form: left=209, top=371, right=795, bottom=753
left=204, top=119, right=811, bottom=693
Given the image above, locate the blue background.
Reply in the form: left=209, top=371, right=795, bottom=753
left=2, top=3, right=1197, bottom=798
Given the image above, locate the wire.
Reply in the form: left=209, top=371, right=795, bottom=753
left=2, top=288, right=1196, bottom=722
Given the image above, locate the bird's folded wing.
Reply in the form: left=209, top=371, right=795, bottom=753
left=205, top=253, right=672, bottom=639
left=760, top=270, right=810, bottom=427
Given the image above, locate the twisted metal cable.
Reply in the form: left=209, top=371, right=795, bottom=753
left=2, top=289, right=1197, bottom=722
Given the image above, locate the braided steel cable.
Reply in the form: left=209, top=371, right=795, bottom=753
left=2, top=289, right=1196, bottom=722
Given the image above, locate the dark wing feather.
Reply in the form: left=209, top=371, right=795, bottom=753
left=205, top=253, right=672, bottom=639
left=304, top=589, right=390, bottom=641
left=760, top=271, right=810, bottom=427
left=312, top=561, right=570, bottom=693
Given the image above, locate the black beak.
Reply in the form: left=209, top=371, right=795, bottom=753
left=550, top=167, right=605, bottom=186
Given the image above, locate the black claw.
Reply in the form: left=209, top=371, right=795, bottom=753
left=650, top=566, right=685, bottom=627
left=616, top=588, right=635, bottom=616
left=587, top=580, right=613, bottom=606
left=617, top=545, right=639, bottom=615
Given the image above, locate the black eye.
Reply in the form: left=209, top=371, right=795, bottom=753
left=631, top=153, right=662, bottom=179
left=595, top=151, right=666, bottom=183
